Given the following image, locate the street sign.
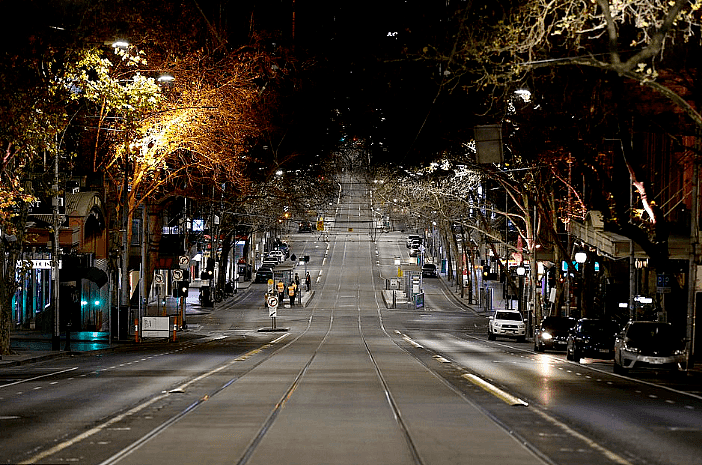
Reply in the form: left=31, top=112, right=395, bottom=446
left=154, top=274, right=164, bottom=284
left=657, top=273, right=671, bottom=294
left=178, top=255, right=189, bottom=269
left=267, top=294, right=278, bottom=318
left=172, top=269, right=183, bottom=281
left=267, top=294, right=279, bottom=309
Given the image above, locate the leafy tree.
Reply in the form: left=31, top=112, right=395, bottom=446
left=0, top=32, right=97, bottom=353
left=415, top=0, right=702, bottom=262
left=0, top=0, right=311, bottom=351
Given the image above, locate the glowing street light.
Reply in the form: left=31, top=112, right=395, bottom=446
left=575, top=251, right=587, bottom=265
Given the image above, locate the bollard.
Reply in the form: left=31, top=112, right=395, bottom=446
left=134, top=318, right=139, bottom=343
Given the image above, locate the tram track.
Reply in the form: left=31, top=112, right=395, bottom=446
left=234, top=187, right=427, bottom=465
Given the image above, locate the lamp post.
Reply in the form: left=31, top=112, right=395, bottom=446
left=516, top=264, right=526, bottom=314
left=575, top=251, right=587, bottom=319
left=51, top=139, right=62, bottom=350
left=394, top=256, right=401, bottom=309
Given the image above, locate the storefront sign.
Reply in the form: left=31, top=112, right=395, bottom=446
left=17, top=260, right=61, bottom=270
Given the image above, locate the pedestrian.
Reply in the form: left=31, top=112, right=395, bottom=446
left=288, top=282, right=296, bottom=306
left=277, top=280, right=285, bottom=302
left=295, top=273, right=300, bottom=290
left=305, top=272, right=311, bottom=291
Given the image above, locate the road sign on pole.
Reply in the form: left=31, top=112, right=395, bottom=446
left=267, top=294, right=279, bottom=314
left=266, top=293, right=279, bottom=329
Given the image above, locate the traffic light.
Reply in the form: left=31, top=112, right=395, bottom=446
left=206, top=258, right=215, bottom=277
left=173, top=281, right=189, bottom=297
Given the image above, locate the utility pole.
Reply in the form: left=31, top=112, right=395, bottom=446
left=120, top=135, right=131, bottom=340
left=140, top=205, right=147, bottom=337
left=51, top=140, right=62, bottom=350
left=687, top=153, right=699, bottom=368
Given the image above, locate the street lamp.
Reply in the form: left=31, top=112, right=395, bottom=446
left=575, top=251, right=587, bottom=265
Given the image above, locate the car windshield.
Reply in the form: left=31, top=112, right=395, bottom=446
left=626, top=323, right=678, bottom=345
left=495, top=312, right=522, bottom=321
left=543, top=317, right=575, bottom=330
left=581, top=320, right=617, bottom=334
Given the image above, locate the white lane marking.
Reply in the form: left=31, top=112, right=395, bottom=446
left=0, top=367, right=78, bottom=389
left=419, top=332, right=636, bottom=464
left=20, top=335, right=290, bottom=464
left=530, top=407, right=633, bottom=465
left=400, top=334, right=423, bottom=349
left=462, top=374, right=528, bottom=406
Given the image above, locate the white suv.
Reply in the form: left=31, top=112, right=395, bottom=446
left=488, top=310, right=526, bottom=342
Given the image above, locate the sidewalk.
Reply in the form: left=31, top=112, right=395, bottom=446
left=0, top=279, right=257, bottom=368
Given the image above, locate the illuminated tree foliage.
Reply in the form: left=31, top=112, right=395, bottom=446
left=0, top=41, right=98, bottom=354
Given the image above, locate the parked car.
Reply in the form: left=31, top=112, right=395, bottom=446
left=613, top=321, right=686, bottom=374
left=254, top=268, right=273, bottom=283
left=488, top=310, right=526, bottom=342
left=268, top=250, right=286, bottom=262
left=409, top=244, right=420, bottom=257
left=566, top=318, right=619, bottom=362
left=534, top=316, right=577, bottom=352
left=298, top=221, right=312, bottom=233
left=422, top=263, right=438, bottom=278
left=406, top=234, right=421, bottom=248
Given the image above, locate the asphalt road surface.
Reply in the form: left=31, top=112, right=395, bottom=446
left=2, top=175, right=702, bottom=465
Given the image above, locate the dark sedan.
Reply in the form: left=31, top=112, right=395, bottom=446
left=422, top=263, right=438, bottom=277
left=254, top=268, right=273, bottom=283
left=566, top=318, right=619, bottom=362
left=534, top=316, right=577, bottom=352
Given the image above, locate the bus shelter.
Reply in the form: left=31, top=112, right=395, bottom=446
left=273, top=262, right=296, bottom=287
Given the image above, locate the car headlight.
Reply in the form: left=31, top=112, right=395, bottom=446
left=541, top=332, right=552, bottom=340
left=674, top=348, right=686, bottom=355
